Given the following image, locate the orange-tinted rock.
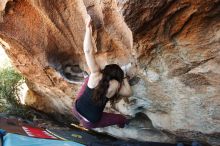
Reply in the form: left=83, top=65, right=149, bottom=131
left=0, top=0, right=220, bottom=145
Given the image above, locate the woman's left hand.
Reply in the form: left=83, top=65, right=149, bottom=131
left=85, top=14, right=92, bottom=31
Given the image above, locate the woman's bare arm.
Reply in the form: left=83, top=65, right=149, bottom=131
left=83, top=15, right=100, bottom=74
left=118, top=77, right=132, bottom=97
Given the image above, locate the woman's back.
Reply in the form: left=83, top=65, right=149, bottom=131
left=76, top=84, right=108, bottom=123
left=88, top=73, right=121, bottom=99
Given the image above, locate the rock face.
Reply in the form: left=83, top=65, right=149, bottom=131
left=0, top=0, right=219, bottom=145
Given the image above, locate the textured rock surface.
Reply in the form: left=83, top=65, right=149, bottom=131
left=0, top=0, right=220, bottom=145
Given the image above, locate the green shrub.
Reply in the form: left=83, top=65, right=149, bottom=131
left=0, top=67, right=44, bottom=120
left=0, top=67, right=25, bottom=113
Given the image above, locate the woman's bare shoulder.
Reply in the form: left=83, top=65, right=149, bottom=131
left=87, top=72, right=102, bottom=88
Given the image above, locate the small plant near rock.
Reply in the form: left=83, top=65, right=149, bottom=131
left=0, top=67, right=33, bottom=119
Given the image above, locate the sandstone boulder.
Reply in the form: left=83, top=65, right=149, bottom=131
left=0, top=0, right=219, bottom=145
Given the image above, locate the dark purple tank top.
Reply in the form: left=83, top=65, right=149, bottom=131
left=76, top=85, right=108, bottom=123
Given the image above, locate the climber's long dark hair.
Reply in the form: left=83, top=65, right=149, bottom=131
left=92, top=64, right=124, bottom=106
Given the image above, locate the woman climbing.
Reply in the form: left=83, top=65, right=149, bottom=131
left=72, top=15, right=132, bottom=129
